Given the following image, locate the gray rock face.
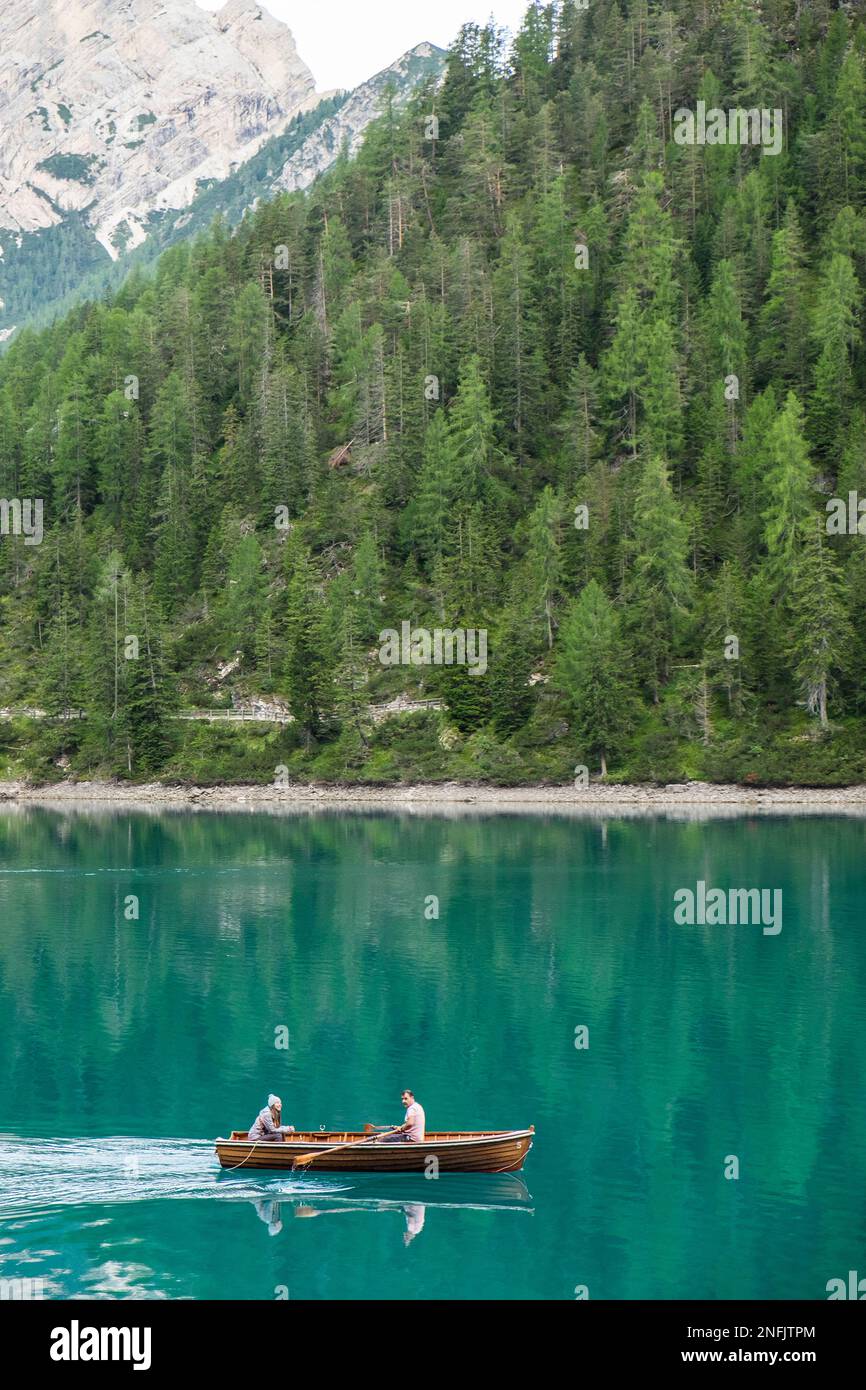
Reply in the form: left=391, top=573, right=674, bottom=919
left=274, top=43, right=444, bottom=194
left=0, top=10, right=445, bottom=342
left=0, top=0, right=316, bottom=256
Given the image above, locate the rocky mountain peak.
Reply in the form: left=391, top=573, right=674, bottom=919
left=0, top=8, right=446, bottom=341
left=273, top=40, right=445, bottom=195
left=0, top=0, right=316, bottom=253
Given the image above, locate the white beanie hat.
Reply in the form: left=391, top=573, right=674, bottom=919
left=268, top=1094, right=282, bottom=1108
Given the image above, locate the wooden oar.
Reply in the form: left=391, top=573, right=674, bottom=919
left=293, top=1127, right=401, bottom=1169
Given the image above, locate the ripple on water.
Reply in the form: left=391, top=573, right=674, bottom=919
left=0, top=1136, right=350, bottom=1219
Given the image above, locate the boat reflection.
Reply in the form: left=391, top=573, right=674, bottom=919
left=250, top=1174, right=533, bottom=1245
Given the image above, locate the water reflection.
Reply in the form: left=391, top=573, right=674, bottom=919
left=248, top=1175, right=533, bottom=1245
left=253, top=1197, right=284, bottom=1236
left=8, top=799, right=865, bottom=825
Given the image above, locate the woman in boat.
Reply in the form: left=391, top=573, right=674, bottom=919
left=247, top=1094, right=296, bottom=1142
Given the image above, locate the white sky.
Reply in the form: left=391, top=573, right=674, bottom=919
left=195, top=0, right=532, bottom=92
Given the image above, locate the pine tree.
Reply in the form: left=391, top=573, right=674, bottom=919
left=701, top=258, right=749, bottom=450
left=439, top=661, right=493, bottom=733
left=809, top=252, right=861, bottom=457
left=824, top=49, right=866, bottom=209
left=447, top=355, right=499, bottom=506
left=488, top=610, right=535, bottom=733
left=491, top=213, right=546, bottom=461
left=218, top=526, right=265, bottom=660
left=259, top=361, right=315, bottom=520
left=148, top=373, right=196, bottom=612
left=40, top=595, right=85, bottom=720
left=525, top=485, right=564, bottom=649
left=639, top=316, right=683, bottom=459
left=330, top=574, right=371, bottom=753
left=604, top=286, right=643, bottom=457
left=351, top=529, right=383, bottom=645
left=758, top=206, right=810, bottom=392
left=283, top=536, right=332, bottom=742
left=762, top=392, right=816, bottom=588
left=702, top=560, right=752, bottom=715
left=624, top=455, right=692, bottom=701
left=732, top=386, right=778, bottom=559
left=554, top=579, right=636, bottom=777
left=556, top=354, right=601, bottom=490
left=789, top=520, right=853, bottom=729
left=118, top=576, right=173, bottom=776
left=411, top=411, right=454, bottom=568
left=96, top=390, right=143, bottom=532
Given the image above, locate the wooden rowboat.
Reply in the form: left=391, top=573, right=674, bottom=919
left=215, top=1127, right=534, bottom=1173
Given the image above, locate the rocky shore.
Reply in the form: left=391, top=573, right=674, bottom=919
left=2, top=780, right=866, bottom=816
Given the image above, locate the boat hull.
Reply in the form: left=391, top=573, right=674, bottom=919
left=215, top=1128, right=534, bottom=1173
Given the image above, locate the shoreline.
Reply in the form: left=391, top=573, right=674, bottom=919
left=2, top=779, right=866, bottom=816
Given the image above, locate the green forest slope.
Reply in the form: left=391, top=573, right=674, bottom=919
left=1, top=0, right=866, bottom=787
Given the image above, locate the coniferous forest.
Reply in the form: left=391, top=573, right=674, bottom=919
left=2, top=0, right=866, bottom=787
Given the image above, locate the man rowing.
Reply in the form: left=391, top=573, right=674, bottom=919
left=377, top=1089, right=425, bottom=1143
left=247, top=1093, right=296, bottom=1142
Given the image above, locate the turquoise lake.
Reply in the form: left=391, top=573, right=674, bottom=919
left=0, top=807, right=864, bottom=1301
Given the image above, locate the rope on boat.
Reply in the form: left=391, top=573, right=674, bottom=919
left=222, top=1139, right=264, bottom=1171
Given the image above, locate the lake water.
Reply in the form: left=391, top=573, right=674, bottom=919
left=0, top=807, right=864, bottom=1301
